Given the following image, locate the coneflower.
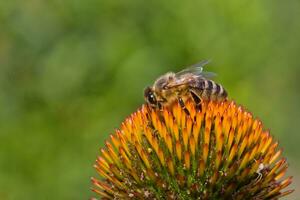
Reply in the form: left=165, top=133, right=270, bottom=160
left=91, top=99, right=293, bottom=199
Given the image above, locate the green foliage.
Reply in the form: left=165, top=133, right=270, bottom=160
left=0, top=0, right=299, bottom=199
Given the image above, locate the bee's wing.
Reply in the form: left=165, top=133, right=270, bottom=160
left=175, top=60, right=216, bottom=78
left=197, top=71, right=217, bottom=78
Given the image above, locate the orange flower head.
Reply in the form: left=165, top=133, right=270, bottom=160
left=91, top=99, right=293, bottom=199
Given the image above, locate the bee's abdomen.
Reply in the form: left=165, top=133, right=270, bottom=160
left=190, top=78, right=227, bottom=101
left=204, top=80, right=227, bottom=100
left=219, top=86, right=228, bottom=99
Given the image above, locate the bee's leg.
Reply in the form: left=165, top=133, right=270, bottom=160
left=190, top=90, right=202, bottom=112
left=157, top=102, right=162, bottom=110
left=157, top=98, right=167, bottom=111
left=155, top=101, right=166, bottom=122
left=178, top=97, right=190, bottom=116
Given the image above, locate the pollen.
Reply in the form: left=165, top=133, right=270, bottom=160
left=91, top=99, right=293, bottom=199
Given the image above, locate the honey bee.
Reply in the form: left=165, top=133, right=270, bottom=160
left=144, top=60, right=227, bottom=112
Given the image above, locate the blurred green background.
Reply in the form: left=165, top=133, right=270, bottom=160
left=0, top=0, right=299, bottom=199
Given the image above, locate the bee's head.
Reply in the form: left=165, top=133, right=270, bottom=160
left=144, top=86, right=158, bottom=107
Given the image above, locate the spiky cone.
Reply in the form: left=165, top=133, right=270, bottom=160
left=91, top=99, right=293, bottom=200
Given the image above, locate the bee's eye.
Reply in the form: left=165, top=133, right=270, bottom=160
left=148, top=93, right=157, bottom=105
left=144, top=87, right=157, bottom=105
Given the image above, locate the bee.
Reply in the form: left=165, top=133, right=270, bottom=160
left=144, top=60, right=227, bottom=112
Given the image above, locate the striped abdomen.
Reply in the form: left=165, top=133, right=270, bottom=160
left=203, top=79, right=227, bottom=100
left=192, top=79, right=227, bottom=101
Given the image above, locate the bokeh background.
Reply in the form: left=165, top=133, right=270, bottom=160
left=0, top=0, right=299, bottom=199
